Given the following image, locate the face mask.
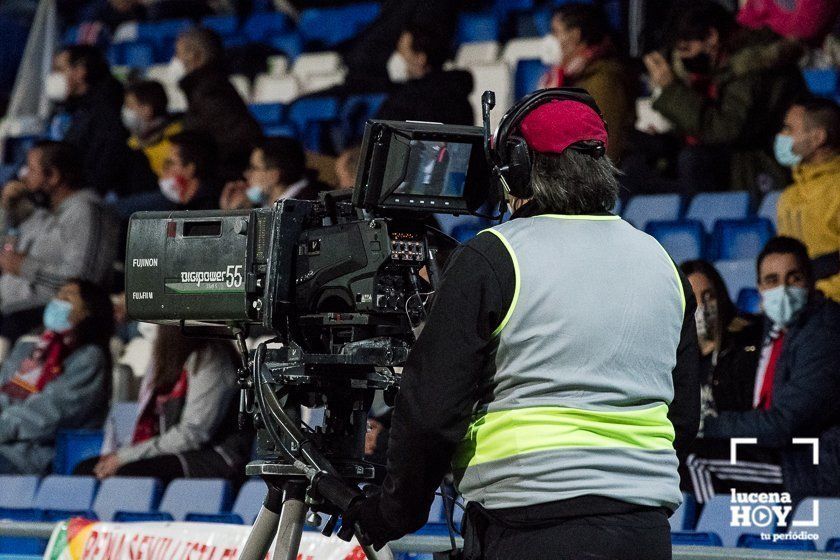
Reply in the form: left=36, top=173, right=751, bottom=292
left=168, top=57, right=187, bottom=82
left=246, top=185, right=267, bottom=205
left=761, top=285, right=808, bottom=328
left=45, top=72, right=68, bottom=102
left=680, top=52, right=712, bottom=74
left=539, top=34, right=563, bottom=66
left=387, top=52, right=409, bottom=84
left=43, top=299, right=74, bottom=333
left=121, top=107, right=142, bottom=134
left=27, top=189, right=51, bottom=208
left=159, top=176, right=186, bottom=203
left=774, top=134, right=802, bottom=168
left=694, top=300, right=718, bottom=342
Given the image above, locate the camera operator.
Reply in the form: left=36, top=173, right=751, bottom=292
left=339, top=93, right=701, bottom=559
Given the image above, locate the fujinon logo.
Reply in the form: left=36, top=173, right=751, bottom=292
left=728, top=438, right=820, bottom=543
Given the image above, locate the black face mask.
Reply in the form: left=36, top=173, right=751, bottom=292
left=27, top=190, right=51, bottom=209
left=680, top=52, right=712, bottom=74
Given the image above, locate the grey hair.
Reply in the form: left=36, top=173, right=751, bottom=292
left=529, top=150, right=620, bottom=214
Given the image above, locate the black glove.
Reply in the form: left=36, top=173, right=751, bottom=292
left=336, top=486, right=402, bottom=551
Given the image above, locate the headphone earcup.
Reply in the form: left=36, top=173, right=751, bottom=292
left=502, top=137, right=533, bottom=199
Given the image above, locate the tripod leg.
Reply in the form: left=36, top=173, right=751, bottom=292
left=272, top=480, right=308, bottom=560
left=239, top=483, right=283, bottom=560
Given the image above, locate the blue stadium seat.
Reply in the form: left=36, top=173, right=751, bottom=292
left=93, top=477, right=162, bottom=522
left=110, top=40, right=156, bottom=68
left=263, top=124, right=298, bottom=138
left=757, top=190, right=781, bottom=228
left=670, top=531, right=722, bottom=547
left=736, top=288, right=761, bottom=314
left=288, top=97, right=339, bottom=152
left=0, top=165, right=16, bottom=185
left=33, top=475, right=97, bottom=515
left=792, top=497, right=840, bottom=551
left=269, top=33, right=304, bottom=61
left=685, top=191, right=750, bottom=232
left=622, top=194, right=682, bottom=230
left=158, top=479, right=232, bottom=521
left=232, top=479, right=267, bottom=525
left=737, top=533, right=817, bottom=550
left=0, top=476, right=39, bottom=509
left=712, top=218, right=774, bottom=261
left=515, top=9, right=551, bottom=37
left=669, top=493, right=696, bottom=532
left=201, top=15, right=238, bottom=37
left=828, top=538, right=840, bottom=552
left=249, top=103, right=286, bottom=126
left=803, top=68, right=839, bottom=97
left=0, top=508, right=48, bottom=554
left=298, top=3, right=380, bottom=48
left=696, top=493, right=768, bottom=547
left=185, top=512, right=244, bottom=524
left=514, top=59, right=548, bottom=100
left=136, top=19, right=191, bottom=62
left=243, top=12, right=289, bottom=42
left=53, top=429, right=104, bottom=475
left=113, top=511, right=174, bottom=522
left=714, top=259, right=755, bottom=302
left=339, top=93, right=387, bottom=146
left=494, top=0, right=535, bottom=21
left=645, top=220, right=705, bottom=264
left=457, top=12, right=500, bottom=44
left=3, top=135, right=37, bottom=166
left=427, top=494, right=445, bottom=524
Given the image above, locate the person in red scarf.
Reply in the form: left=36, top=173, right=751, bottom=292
left=74, top=325, right=252, bottom=484
left=538, top=3, right=636, bottom=162
left=0, top=280, right=114, bottom=474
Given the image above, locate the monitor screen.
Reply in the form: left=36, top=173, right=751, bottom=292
left=394, top=140, right=472, bottom=198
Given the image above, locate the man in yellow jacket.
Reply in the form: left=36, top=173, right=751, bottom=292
left=776, top=98, right=840, bottom=302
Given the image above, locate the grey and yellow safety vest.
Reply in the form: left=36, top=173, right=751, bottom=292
left=452, top=214, right=687, bottom=512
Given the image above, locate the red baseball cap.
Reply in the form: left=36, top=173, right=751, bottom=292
left=518, top=99, right=608, bottom=155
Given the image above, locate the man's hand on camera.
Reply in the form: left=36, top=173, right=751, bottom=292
left=337, top=486, right=400, bottom=551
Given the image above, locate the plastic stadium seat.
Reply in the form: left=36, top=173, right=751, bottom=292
left=264, top=124, right=298, bottom=138
left=514, top=59, right=548, bottom=100
left=158, top=479, right=232, bottom=521
left=715, top=259, right=756, bottom=302
left=298, top=4, right=380, bottom=48
left=144, top=63, right=171, bottom=84
left=230, top=74, right=251, bottom=101
left=186, top=512, right=244, bottom=524
left=249, top=103, right=285, bottom=126
left=737, top=533, right=817, bottom=550
left=494, top=0, right=535, bottom=21
left=685, top=191, right=751, bottom=232
left=0, top=508, right=47, bottom=554
left=339, top=93, right=387, bottom=145
left=427, top=494, right=445, bottom=524
left=114, top=511, right=174, bottom=522
left=106, top=401, right=140, bottom=448
left=457, top=12, right=500, bottom=45
left=287, top=97, right=340, bottom=152
left=500, top=37, right=544, bottom=66
left=828, top=538, right=840, bottom=552
left=269, top=33, right=304, bottom=62
left=33, top=475, right=97, bottom=514
left=252, top=75, right=300, bottom=104
left=53, top=429, right=104, bottom=475
left=757, top=190, right=782, bottom=228
left=109, top=40, right=154, bottom=68
left=645, top=220, right=705, bottom=265
left=468, top=63, right=513, bottom=127
left=696, top=493, right=770, bottom=547
left=201, top=15, right=238, bottom=37
left=712, top=218, right=774, bottom=261
left=232, top=479, right=267, bottom=525
left=514, top=9, right=551, bottom=37
left=736, top=288, right=761, bottom=314
left=454, top=41, right=500, bottom=68
left=792, top=497, right=840, bottom=551
left=291, top=52, right=343, bottom=80
left=670, top=532, right=723, bottom=547
left=669, top=494, right=696, bottom=532
left=803, top=68, right=839, bottom=97
left=622, top=194, right=682, bottom=230
left=136, top=19, right=191, bottom=62
left=243, top=12, right=289, bottom=43
left=166, top=85, right=188, bottom=112
left=93, top=477, right=162, bottom=522
left=0, top=476, right=39, bottom=509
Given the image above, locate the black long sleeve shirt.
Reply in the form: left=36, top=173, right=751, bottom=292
left=377, top=211, right=701, bottom=535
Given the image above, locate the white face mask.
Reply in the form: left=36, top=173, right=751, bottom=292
left=159, top=176, right=184, bottom=203
left=46, top=71, right=69, bottom=102
left=246, top=184, right=268, bottom=205
left=121, top=107, right=142, bottom=134
left=539, top=34, right=563, bottom=66
left=168, top=57, right=187, bottom=82
left=387, top=51, right=409, bottom=84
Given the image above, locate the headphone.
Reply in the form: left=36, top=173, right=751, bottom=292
left=486, top=87, right=608, bottom=200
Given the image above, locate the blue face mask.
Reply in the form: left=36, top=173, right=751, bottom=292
left=246, top=185, right=267, bottom=205
left=761, top=285, right=808, bottom=328
left=43, top=299, right=74, bottom=333
left=774, top=134, right=802, bottom=168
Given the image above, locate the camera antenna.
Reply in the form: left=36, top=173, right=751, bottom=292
left=481, top=90, right=496, bottom=165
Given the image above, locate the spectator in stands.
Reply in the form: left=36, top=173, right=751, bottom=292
left=700, top=237, right=840, bottom=501
left=375, top=22, right=474, bottom=126
left=643, top=0, right=806, bottom=194
left=0, top=279, right=113, bottom=474
left=154, top=131, right=220, bottom=211
left=539, top=3, right=635, bottom=162
left=47, top=45, right=156, bottom=196
left=335, top=145, right=361, bottom=190
left=776, top=98, right=840, bottom=304
left=681, top=260, right=762, bottom=415
left=0, top=141, right=119, bottom=343
left=219, top=138, right=328, bottom=210
left=738, top=0, right=840, bottom=45
left=74, top=326, right=249, bottom=483
left=172, top=27, right=263, bottom=182
left=123, top=80, right=183, bottom=178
